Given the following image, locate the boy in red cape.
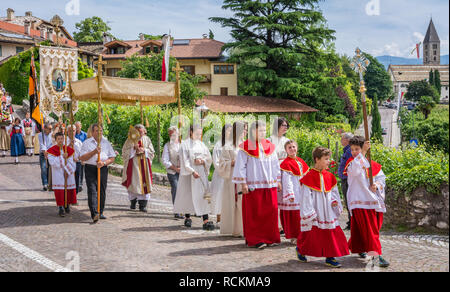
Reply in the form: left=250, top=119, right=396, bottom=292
left=280, top=140, right=309, bottom=244
left=296, top=147, right=349, bottom=268
left=47, top=132, right=77, bottom=217
left=232, top=121, right=281, bottom=249
left=344, top=136, right=389, bottom=268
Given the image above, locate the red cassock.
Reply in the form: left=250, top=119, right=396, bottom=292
left=344, top=157, right=384, bottom=256
left=296, top=169, right=349, bottom=258
left=279, top=156, right=310, bottom=240
left=348, top=209, right=383, bottom=255
left=237, top=139, right=281, bottom=247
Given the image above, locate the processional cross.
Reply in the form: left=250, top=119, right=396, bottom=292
left=350, top=48, right=374, bottom=185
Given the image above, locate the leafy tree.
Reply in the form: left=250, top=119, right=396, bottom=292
left=416, top=95, right=436, bottom=119
left=371, top=93, right=383, bottom=142
left=78, top=58, right=94, bottom=80
left=363, top=53, right=393, bottom=102
left=208, top=29, right=215, bottom=40
left=73, top=16, right=113, bottom=43
left=405, top=80, right=440, bottom=103
left=434, top=69, right=441, bottom=96
left=209, top=0, right=337, bottom=112
left=117, top=52, right=206, bottom=107
left=142, top=34, right=163, bottom=40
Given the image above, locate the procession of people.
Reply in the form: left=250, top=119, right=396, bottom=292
left=0, top=103, right=390, bottom=268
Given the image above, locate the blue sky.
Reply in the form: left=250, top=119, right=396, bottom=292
left=2, top=0, right=449, bottom=58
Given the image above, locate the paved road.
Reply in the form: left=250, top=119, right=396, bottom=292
left=355, top=107, right=401, bottom=148
left=0, top=155, right=448, bottom=272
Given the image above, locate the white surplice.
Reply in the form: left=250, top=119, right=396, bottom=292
left=232, top=147, right=280, bottom=190
left=346, top=153, right=386, bottom=214
left=218, top=143, right=243, bottom=236
left=210, top=141, right=225, bottom=215
left=173, top=138, right=212, bottom=216
left=268, top=135, right=289, bottom=163
left=299, top=182, right=343, bottom=232
left=47, top=149, right=76, bottom=190
left=280, top=165, right=308, bottom=211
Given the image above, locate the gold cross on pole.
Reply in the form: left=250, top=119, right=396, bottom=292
left=172, top=62, right=183, bottom=137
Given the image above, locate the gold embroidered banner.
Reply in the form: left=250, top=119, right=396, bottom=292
left=39, top=45, right=78, bottom=117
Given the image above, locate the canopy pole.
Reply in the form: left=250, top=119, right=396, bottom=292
left=96, top=56, right=107, bottom=218
left=173, top=62, right=183, bottom=140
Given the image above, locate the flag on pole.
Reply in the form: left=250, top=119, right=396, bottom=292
left=161, top=34, right=171, bottom=82
left=29, top=52, right=43, bottom=132
left=411, top=42, right=421, bottom=59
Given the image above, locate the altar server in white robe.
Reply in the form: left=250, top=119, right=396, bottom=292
left=232, top=121, right=282, bottom=249
left=174, top=125, right=215, bottom=231
left=296, top=147, right=349, bottom=268
left=219, top=121, right=247, bottom=237
left=280, top=140, right=309, bottom=244
left=211, top=124, right=232, bottom=220
left=122, top=124, right=155, bottom=213
left=47, top=132, right=77, bottom=217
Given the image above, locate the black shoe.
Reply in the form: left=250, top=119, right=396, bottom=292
left=100, top=214, right=107, bottom=220
left=65, top=206, right=70, bottom=214
left=203, top=221, right=215, bottom=231
left=78, top=186, right=83, bottom=193
left=138, top=200, right=148, bottom=213
left=130, top=199, right=137, bottom=210
left=43, top=185, right=48, bottom=191
left=92, top=214, right=99, bottom=223
left=359, top=253, right=368, bottom=259
left=184, top=218, right=192, bottom=228
left=280, top=229, right=285, bottom=236
left=58, top=207, right=65, bottom=217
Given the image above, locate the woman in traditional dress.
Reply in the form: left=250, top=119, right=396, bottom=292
left=219, top=121, right=247, bottom=237
left=9, top=118, right=26, bottom=164
left=0, top=102, right=11, bottom=157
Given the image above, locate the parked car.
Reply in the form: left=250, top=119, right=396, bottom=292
left=382, top=128, right=388, bottom=136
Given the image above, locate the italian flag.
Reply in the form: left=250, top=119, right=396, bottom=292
left=162, top=35, right=171, bottom=82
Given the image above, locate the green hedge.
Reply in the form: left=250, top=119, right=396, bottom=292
left=371, top=143, right=449, bottom=195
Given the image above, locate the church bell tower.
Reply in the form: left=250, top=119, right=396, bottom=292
left=423, top=18, right=441, bottom=65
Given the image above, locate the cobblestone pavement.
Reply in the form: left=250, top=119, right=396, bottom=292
left=0, top=155, right=448, bottom=272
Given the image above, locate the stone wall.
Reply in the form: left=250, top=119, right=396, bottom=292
left=109, top=163, right=171, bottom=187
left=384, top=184, right=449, bottom=233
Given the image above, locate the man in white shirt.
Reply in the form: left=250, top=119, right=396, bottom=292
left=80, top=124, right=116, bottom=223
left=38, top=124, right=53, bottom=191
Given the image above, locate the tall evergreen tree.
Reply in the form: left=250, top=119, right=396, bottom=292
left=434, top=69, right=441, bottom=96
left=210, top=0, right=341, bottom=119
left=429, top=69, right=434, bottom=87
left=371, top=93, right=383, bottom=142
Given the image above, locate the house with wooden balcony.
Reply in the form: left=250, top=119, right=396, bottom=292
left=93, top=35, right=238, bottom=96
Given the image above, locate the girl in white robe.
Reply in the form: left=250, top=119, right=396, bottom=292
left=211, top=124, right=232, bottom=218
left=219, top=121, right=247, bottom=237
left=173, top=125, right=214, bottom=231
